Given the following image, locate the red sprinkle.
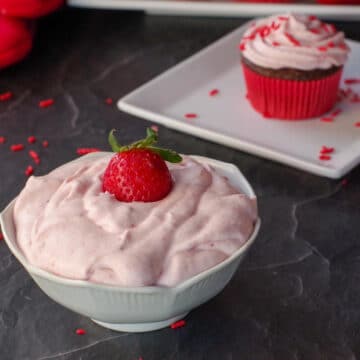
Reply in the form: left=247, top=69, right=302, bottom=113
left=331, top=108, right=342, bottom=117
left=285, top=32, right=301, bottom=47
left=0, top=136, right=6, bottom=144
left=170, top=320, right=186, bottom=329
left=309, top=28, right=320, bottom=34
left=339, top=43, right=348, bottom=50
left=76, top=148, right=100, bottom=155
left=259, top=26, right=270, bottom=38
left=318, top=46, right=328, bottom=52
left=270, top=21, right=280, bottom=31
left=350, top=94, right=360, bottom=103
left=39, top=99, right=54, bottom=108
left=354, top=122, right=360, bottom=127
left=29, top=150, right=40, bottom=164
left=25, top=165, right=34, bottom=176
left=308, top=15, right=317, bottom=21
left=75, top=328, right=86, bottom=336
left=319, top=154, right=331, bottom=161
left=150, top=125, right=159, bottom=132
left=42, top=140, right=49, bottom=148
left=239, top=43, right=246, bottom=52
left=185, top=113, right=198, bottom=119
left=0, top=91, right=13, bottom=101
left=341, top=179, right=348, bottom=186
left=11, top=144, right=25, bottom=152
left=0, top=232, right=3, bottom=241
left=278, top=16, right=289, bottom=21
left=321, top=23, right=330, bottom=33
left=328, top=24, right=337, bottom=33
left=327, top=41, right=335, bottom=48
left=272, top=41, right=280, bottom=47
left=320, top=146, right=334, bottom=154
left=27, top=136, right=36, bottom=144
left=209, top=89, right=219, bottom=97
left=320, top=117, right=334, bottom=123
left=344, top=78, right=360, bottom=85
left=242, top=35, right=255, bottom=41
left=105, top=97, right=113, bottom=105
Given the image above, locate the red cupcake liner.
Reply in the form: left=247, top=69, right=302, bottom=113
left=242, top=62, right=343, bottom=120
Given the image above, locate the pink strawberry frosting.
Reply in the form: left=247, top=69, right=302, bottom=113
left=13, top=154, right=257, bottom=287
left=241, top=14, right=349, bottom=70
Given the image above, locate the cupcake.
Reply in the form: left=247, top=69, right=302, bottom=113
left=240, top=14, right=349, bottom=120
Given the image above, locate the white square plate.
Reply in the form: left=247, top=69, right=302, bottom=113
left=68, top=1, right=360, bottom=20
left=118, top=23, right=360, bottom=179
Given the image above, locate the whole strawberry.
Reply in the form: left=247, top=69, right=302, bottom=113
left=103, top=128, right=182, bottom=202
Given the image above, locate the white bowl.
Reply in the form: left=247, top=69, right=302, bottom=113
left=0, top=153, right=260, bottom=332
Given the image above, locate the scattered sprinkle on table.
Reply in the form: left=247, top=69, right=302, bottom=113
left=320, top=117, right=334, bottom=123
left=0, top=91, right=13, bottom=101
left=0, top=136, right=6, bottom=144
left=39, top=99, right=54, bottom=108
left=319, top=154, right=331, bottom=161
left=354, top=122, right=360, bottom=127
left=25, top=165, right=34, bottom=176
left=11, top=144, right=25, bottom=152
left=185, top=113, right=197, bottom=119
left=344, top=78, right=360, bottom=85
left=0, top=232, right=3, bottom=241
left=75, top=328, right=86, bottom=336
left=42, top=140, right=49, bottom=148
left=170, top=320, right=186, bottom=329
left=76, top=148, right=100, bottom=156
left=209, top=89, right=219, bottom=97
left=341, top=179, right=348, bottom=186
left=27, top=136, right=36, bottom=144
left=320, top=146, right=334, bottom=155
left=29, top=150, right=40, bottom=164
left=331, top=108, right=342, bottom=117
left=105, top=98, right=113, bottom=105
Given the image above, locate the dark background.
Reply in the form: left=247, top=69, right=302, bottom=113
left=1, top=8, right=360, bottom=360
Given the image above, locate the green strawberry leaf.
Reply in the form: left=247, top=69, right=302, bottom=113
left=108, top=129, right=122, bottom=152
left=108, top=128, right=182, bottom=163
left=148, top=146, right=182, bottom=163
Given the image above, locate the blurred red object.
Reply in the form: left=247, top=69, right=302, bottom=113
left=0, top=0, right=64, bottom=19
left=316, top=0, right=360, bottom=3
left=0, top=15, right=34, bottom=69
left=240, top=0, right=294, bottom=2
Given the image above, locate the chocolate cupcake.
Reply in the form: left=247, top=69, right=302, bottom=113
left=240, top=14, right=350, bottom=120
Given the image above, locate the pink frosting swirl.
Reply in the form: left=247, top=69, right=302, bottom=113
left=240, top=14, right=349, bottom=70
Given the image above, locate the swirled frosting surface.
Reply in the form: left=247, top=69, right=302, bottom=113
left=241, top=14, right=349, bottom=70
left=13, top=154, right=257, bottom=287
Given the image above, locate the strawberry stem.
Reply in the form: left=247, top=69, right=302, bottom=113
left=108, top=128, right=182, bottom=163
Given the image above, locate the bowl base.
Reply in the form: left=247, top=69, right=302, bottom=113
left=91, top=312, right=189, bottom=332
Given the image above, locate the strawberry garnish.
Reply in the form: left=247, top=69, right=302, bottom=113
left=102, top=128, right=182, bottom=202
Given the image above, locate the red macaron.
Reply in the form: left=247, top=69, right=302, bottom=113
left=0, top=0, right=63, bottom=19
left=0, top=15, right=34, bottom=69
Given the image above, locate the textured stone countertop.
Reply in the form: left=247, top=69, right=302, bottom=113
left=1, top=7, right=360, bottom=360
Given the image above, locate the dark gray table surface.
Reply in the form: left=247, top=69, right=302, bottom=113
left=1, top=8, right=360, bottom=360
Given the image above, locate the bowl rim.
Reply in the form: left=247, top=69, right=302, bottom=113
left=0, top=152, right=260, bottom=294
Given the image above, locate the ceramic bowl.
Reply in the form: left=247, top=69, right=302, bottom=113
left=0, top=153, right=260, bottom=332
